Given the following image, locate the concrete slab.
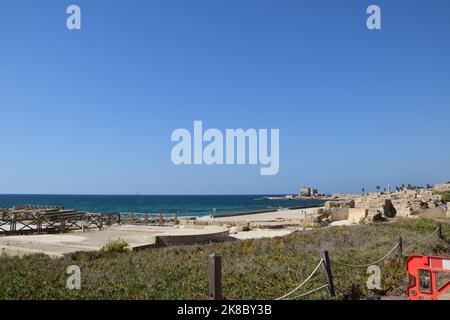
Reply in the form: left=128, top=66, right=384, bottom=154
left=230, top=229, right=295, bottom=240
left=329, top=220, right=358, bottom=227
left=0, top=225, right=229, bottom=257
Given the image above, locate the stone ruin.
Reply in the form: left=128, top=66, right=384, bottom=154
left=315, top=187, right=447, bottom=224
left=312, top=199, right=380, bottom=224
left=387, top=189, right=443, bottom=217
left=434, top=183, right=450, bottom=193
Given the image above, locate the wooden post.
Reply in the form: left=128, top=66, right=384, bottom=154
left=11, top=212, right=17, bottom=236
left=80, top=213, right=86, bottom=233
left=436, top=223, right=442, bottom=240
left=61, top=218, right=66, bottom=233
left=159, top=213, right=164, bottom=226
left=397, top=236, right=403, bottom=259
left=320, top=251, right=335, bottom=298
left=144, top=213, right=149, bottom=225
left=99, top=214, right=103, bottom=230
left=36, top=213, right=42, bottom=235
left=208, top=253, right=223, bottom=300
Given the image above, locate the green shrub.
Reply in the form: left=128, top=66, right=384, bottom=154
left=434, top=191, right=450, bottom=202
left=101, top=239, right=129, bottom=253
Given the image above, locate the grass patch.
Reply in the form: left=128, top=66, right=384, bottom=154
left=101, top=239, right=129, bottom=253
left=434, top=191, right=450, bottom=202
left=0, top=218, right=448, bottom=300
left=441, top=192, right=450, bottom=202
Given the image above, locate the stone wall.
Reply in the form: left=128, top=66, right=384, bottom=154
left=322, top=200, right=356, bottom=221
left=155, top=229, right=230, bottom=246
left=348, top=208, right=368, bottom=223
left=330, top=208, right=349, bottom=221
left=304, top=184, right=447, bottom=226
left=348, top=188, right=444, bottom=219
left=324, top=200, right=355, bottom=209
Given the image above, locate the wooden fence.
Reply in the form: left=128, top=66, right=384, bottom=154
left=0, top=210, right=104, bottom=236
left=118, top=213, right=178, bottom=226
left=0, top=210, right=178, bottom=236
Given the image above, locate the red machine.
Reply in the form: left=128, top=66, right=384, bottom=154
left=406, top=255, right=450, bottom=300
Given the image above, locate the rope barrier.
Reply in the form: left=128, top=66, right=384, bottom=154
left=288, top=284, right=329, bottom=300
left=272, top=225, right=442, bottom=300
left=404, top=227, right=439, bottom=246
left=330, top=242, right=400, bottom=268
left=275, top=258, right=324, bottom=300
left=329, top=225, right=442, bottom=268
left=206, top=224, right=444, bottom=300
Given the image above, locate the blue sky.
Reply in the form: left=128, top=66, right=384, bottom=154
left=1, top=0, right=450, bottom=195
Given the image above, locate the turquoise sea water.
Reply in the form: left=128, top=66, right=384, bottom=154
left=0, top=195, right=325, bottom=216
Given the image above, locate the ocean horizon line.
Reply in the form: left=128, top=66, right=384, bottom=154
left=0, top=194, right=326, bottom=216
left=0, top=193, right=288, bottom=197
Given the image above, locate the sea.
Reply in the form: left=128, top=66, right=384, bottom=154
left=0, top=194, right=325, bottom=217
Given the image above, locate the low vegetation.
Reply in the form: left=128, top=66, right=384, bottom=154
left=439, top=192, right=450, bottom=202
left=0, top=218, right=448, bottom=300
left=101, top=239, right=129, bottom=253
left=433, top=190, right=450, bottom=203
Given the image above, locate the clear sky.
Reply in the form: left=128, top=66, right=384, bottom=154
left=1, top=0, right=450, bottom=195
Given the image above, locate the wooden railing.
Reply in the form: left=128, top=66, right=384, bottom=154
left=0, top=211, right=178, bottom=236
left=0, top=210, right=104, bottom=236
left=117, top=213, right=178, bottom=226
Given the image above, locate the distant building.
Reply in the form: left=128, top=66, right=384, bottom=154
left=299, top=187, right=318, bottom=197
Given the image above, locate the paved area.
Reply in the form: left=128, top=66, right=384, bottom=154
left=0, top=225, right=228, bottom=257
left=198, top=208, right=315, bottom=223
left=231, top=229, right=295, bottom=240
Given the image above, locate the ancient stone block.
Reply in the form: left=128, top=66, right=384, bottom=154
left=312, top=214, right=323, bottom=223
left=325, top=200, right=355, bottom=209
left=345, top=199, right=356, bottom=208
left=330, top=208, right=349, bottom=221
left=314, top=207, right=331, bottom=219
left=348, top=208, right=368, bottom=223
left=398, top=207, right=414, bottom=217
left=367, top=212, right=384, bottom=222
left=325, top=201, right=338, bottom=209
left=383, top=199, right=397, bottom=218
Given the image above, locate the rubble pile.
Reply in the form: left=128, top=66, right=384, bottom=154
left=321, top=187, right=447, bottom=224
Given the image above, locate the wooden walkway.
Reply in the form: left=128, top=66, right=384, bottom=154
left=0, top=209, right=106, bottom=236
left=0, top=208, right=178, bottom=236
